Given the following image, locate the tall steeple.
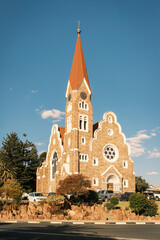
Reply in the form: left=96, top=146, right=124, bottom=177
left=66, top=24, right=92, bottom=95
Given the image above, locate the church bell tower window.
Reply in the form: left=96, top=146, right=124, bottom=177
left=79, top=115, right=88, bottom=131
left=67, top=116, right=72, bottom=133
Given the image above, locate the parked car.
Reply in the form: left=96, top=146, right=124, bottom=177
left=153, top=191, right=160, bottom=201
left=98, top=190, right=114, bottom=202
left=143, top=192, right=155, bottom=200
left=120, top=192, right=134, bottom=201
left=28, top=192, right=46, bottom=203
left=48, top=192, right=55, bottom=197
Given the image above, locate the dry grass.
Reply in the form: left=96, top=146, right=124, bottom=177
left=117, top=201, right=160, bottom=215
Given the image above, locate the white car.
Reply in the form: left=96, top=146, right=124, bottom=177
left=153, top=191, right=160, bottom=201
left=28, top=192, right=46, bottom=203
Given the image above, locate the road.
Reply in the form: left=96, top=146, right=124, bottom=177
left=0, top=222, right=160, bottom=240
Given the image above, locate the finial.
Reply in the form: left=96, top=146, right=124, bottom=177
left=77, top=20, right=81, bottom=35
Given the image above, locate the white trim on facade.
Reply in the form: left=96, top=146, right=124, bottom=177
left=46, top=124, right=63, bottom=165
left=65, top=81, right=70, bottom=98
left=102, top=165, right=122, bottom=178
left=90, top=112, right=132, bottom=162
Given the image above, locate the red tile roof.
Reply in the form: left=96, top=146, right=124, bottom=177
left=58, top=126, right=65, bottom=145
left=69, top=34, right=91, bottom=93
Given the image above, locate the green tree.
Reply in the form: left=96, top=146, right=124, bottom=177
left=0, top=132, right=39, bottom=192
left=135, top=176, right=149, bottom=193
left=38, top=152, right=47, bottom=166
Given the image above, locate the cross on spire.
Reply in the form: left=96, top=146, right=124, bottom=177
left=77, top=20, right=81, bottom=35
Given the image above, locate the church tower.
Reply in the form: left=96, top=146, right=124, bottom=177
left=64, top=26, right=93, bottom=175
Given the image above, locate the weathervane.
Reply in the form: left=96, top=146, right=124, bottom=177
left=77, top=20, right=81, bottom=35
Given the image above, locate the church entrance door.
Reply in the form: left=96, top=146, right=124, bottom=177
left=107, top=183, right=113, bottom=191
left=106, top=174, right=120, bottom=192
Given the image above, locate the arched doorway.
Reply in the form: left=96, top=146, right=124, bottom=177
left=106, top=174, right=120, bottom=192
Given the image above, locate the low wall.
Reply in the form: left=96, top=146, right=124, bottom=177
left=0, top=202, right=107, bottom=221
left=109, top=207, right=160, bottom=221
left=0, top=203, right=159, bottom=221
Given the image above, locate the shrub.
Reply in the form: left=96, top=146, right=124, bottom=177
left=6, top=188, right=22, bottom=203
left=1, top=179, right=22, bottom=203
left=104, top=196, right=119, bottom=210
left=104, top=202, right=115, bottom=210
left=46, top=194, right=65, bottom=206
left=110, top=196, right=119, bottom=206
left=129, top=193, right=148, bottom=215
left=143, top=200, right=158, bottom=217
left=80, top=190, right=99, bottom=205
left=129, top=193, right=158, bottom=216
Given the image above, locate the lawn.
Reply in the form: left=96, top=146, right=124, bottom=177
left=117, top=201, right=160, bottom=215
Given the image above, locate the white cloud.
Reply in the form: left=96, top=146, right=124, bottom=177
left=127, top=130, right=151, bottom=157
left=31, top=90, right=39, bottom=94
left=151, top=132, right=156, bottom=136
left=35, top=142, right=44, bottom=146
left=52, top=119, right=61, bottom=123
left=147, top=172, right=159, bottom=175
left=41, top=109, right=65, bottom=120
left=151, top=127, right=160, bottom=132
left=9, top=87, right=13, bottom=90
left=148, top=149, right=160, bottom=158
left=137, top=130, right=148, bottom=134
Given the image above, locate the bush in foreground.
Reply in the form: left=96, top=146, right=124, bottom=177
left=46, top=194, right=65, bottom=206
left=105, top=196, right=119, bottom=210
left=129, top=193, right=158, bottom=216
left=0, top=178, right=22, bottom=203
left=143, top=200, right=158, bottom=217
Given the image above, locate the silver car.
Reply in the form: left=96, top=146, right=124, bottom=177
left=28, top=192, right=46, bottom=203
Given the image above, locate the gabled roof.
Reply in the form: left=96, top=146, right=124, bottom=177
left=58, top=126, right=65, bottom=145
left=68, top=33, right=91, bottom=93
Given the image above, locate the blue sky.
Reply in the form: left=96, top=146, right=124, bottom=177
left=0, top=0, right=160, bottom=186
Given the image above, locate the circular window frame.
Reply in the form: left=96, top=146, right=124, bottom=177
left=103, top=144, right=119, bottom=162
left=80, top=92, right=87, bottom=100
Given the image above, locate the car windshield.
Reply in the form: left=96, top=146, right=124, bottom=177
left=35, top=193, right=44, bottom=197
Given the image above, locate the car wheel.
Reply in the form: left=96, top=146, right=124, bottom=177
left=34, top=199, right=36, bottom=203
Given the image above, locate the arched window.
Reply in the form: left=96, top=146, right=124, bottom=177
left=79, top=115, right=88, bottom=131
left=67, top=116, right=72, bottom=133
left=79, top=101, right=88, bottom=110
left=52, top=152, right=58, bottom=179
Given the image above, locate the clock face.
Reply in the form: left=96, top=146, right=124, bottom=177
left=80, top=92, right=87, bottom=100
left=68, top=93, right=71, bottom=101
left=103, top=144, right=118, bottom=162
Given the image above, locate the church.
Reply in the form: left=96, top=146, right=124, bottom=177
left=36, top=27, right=135, bottom=194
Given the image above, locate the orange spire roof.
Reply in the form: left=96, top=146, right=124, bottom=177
left=68, top=33, right=91, bottom=93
